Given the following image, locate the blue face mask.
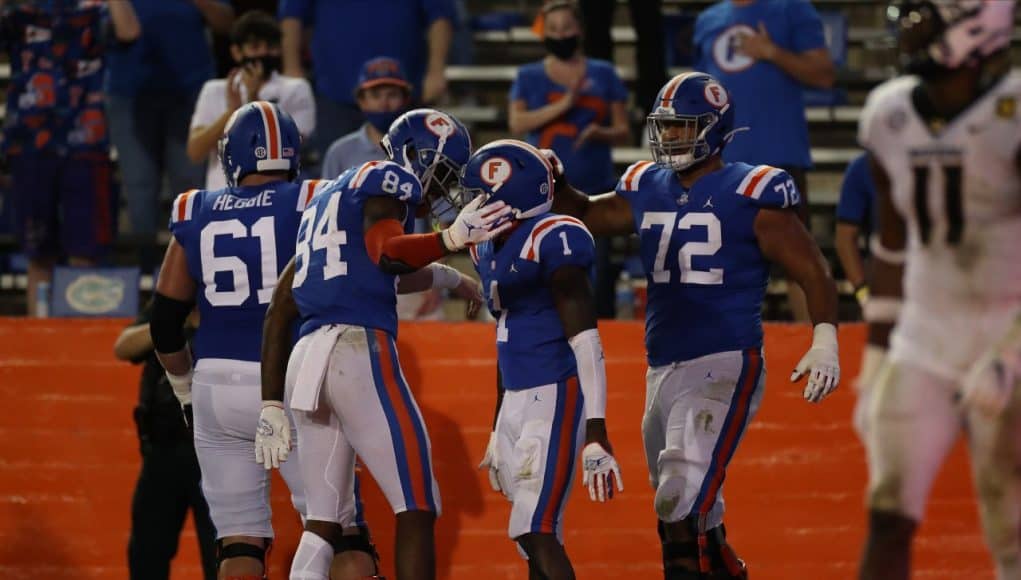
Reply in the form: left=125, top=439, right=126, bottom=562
left=365, top=110, right=404, bottom=134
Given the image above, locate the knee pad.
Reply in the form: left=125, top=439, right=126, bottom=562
left=217, top=538, right=268, bottom=570
left=655, top=448, right=693, bottom=522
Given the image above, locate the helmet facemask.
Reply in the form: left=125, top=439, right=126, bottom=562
left=647, top=112, right=717, bottom=172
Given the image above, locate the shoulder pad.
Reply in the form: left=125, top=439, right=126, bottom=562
left=296, top=179, right=331, bottom=211
left=519, top=215, right=593, bottom=262
left=348, top=160, right=423, bottom=204
left=735, top=165, right=799, bottom=208
left=170, top=189, right=201, bottom=224
left=616, top=160, right=656, bottom=193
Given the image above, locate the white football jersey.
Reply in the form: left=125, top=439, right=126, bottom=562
left=859, top=71, right=1021, bottom=307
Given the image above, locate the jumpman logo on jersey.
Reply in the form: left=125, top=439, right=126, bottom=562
left=703, top=197, right=714, bottom=209
left=533, top=392, right=542, bottom=403
left=705, top=369, right=714, bottom=380
left=510, top=263, right=518, bottom=273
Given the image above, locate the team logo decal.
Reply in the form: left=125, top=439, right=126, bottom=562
left=254, top=146, right=267, bottom=159
left=996, top=97, right=1016, bottom=119
left=703, top=82, right=728, bottom=108
left=66, top=274, right=125, bottom=314
left=480, top=157, right=512, bottom=187
left=712, top=25, right=756, bottom=73
left=425, top=112, right=456, bottom=138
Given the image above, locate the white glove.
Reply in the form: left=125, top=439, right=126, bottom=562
left=791, top=323, right=841, bottom=403
left=477, top=431, right=501, bottom=492
left=255, top=401, right=291, bottom=470
left=581, top=442, right=623, bottom=502
left=539, top=148, right=565, bottom=178
left=961, top=351, right=1018, bottom=418
left=166, top=370, right=193, bottom=407
left=441, top=196, right=514, bottom=251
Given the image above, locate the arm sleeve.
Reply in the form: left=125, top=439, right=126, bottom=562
left=608, top=66, right=628, bottom=103
left=286, top=79, right=317, bottom=136
left=278, top=0, right=312, bottom=22
left=422, top=0, right=457, bottom=25
left=836, top=155, right=870, bottom=224
left=740, top=167, right=801, bottom=209
left=539, top=222, right=596, bottom=283
left=509, top=67, right=528, bottom=104
left=190, top=80, right=221, bottom=130
left=788, top=0, right=827, bottom=53
left=353, top=161, right=424, bottom=207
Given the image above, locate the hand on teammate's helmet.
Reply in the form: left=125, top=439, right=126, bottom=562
left=441, top=196, right=514, bottom=251
left=791, top=323, right=840, bottom=403
left=478, top=431, right=502, bottom=493
left=254, top=401, right=291, bottom=470
left=582, top=442, right=623, bottom=502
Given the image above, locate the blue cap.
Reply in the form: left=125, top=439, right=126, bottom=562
left=354, top=56, right=412, bottom=97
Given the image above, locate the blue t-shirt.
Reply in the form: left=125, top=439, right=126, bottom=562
left=293, top=160, right=423, bottom=339
left=836, top=152, right=878, bottom=237
left=105, top=0, right=226, bottom=96
left=168, top=179, right=314, bottom=362
left=279, top=0, right=456, bottom=105
left=470, top=213, right=595, bottom=390
left=617, top=160, right=799, bottom=366
left=2, top=0, right=111, bottom=156
left=510, top=59, right=628, bottom=195
left=693, top=0, right=825, bottom=168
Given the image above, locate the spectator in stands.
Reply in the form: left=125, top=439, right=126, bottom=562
left=834, top=152, right=877, bottom=311
left=1, top=0, right=139, bottom=316
left=509, top=0, right=629, bottom=318
left=278, top=0, right=457, bottom=162
left=106, top=0, right=234, bottom=267
left=579, top=0, right=667, bottom=119
left=114, top=303, right=217, bottom=580
left=212, top=1, right=283, bottom=77
left=322, top=56, right=451, bottom=321
left=693, top=0, right=834, bottom=321
left=834, top=152, right=881, bottom=442
left=188, top=10, right=315, bottom=191
left=321, top=57, right=412, bottom=179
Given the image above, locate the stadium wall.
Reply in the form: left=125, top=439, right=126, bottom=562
left=0, top=320, right=988, bottom=579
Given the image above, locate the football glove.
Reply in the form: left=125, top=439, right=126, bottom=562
left=441, top=196, right=513, bottom=251
left=477, top=431, right=501, bottom=493
left=792, top=323, right=841, bottom=403
left=255, top=401, right=291, bottom=470
left=582, top=442, right=623, bottom=502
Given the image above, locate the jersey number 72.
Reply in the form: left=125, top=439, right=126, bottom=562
left=640, top=211, right=723, bottom=285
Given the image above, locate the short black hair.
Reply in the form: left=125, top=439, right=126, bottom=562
left=230, top=10, right=281, bottom=47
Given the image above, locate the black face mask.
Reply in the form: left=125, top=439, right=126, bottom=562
left=544, top=35, right=579, bottom=60
left=241, top=54, right=282, bottom=78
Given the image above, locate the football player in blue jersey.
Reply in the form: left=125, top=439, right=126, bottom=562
left=151, top=101, right=319, bottom=579
left=258, top=109, right=512, bottom=580
left=550, top=72, right=841, bottom=579
left=465, top=139, right=623, bottom=580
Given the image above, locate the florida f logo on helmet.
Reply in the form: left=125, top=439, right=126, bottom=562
left=703, top=82, right=728, bottom=109
left=481, top=157, right=513, bottom=191
left=425, top=111, right=456, bottom=138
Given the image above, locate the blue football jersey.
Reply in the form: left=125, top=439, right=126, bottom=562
left=292, top=160, right=423, bottom=338
left=617, top=161, right=800, bottom=366
left=169, top=179, right=318, bottom=362
left=470, top=213, right=596, bottom=391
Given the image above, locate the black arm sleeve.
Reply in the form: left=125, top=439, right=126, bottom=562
left=150, top=293, right=194, bottom=354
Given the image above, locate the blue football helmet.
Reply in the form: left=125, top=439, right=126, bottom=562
left=460, top=139, right=554, bottom=220
left=218, top=101, right=301, bottom=188
left=647, top=72, right=737, bottom=172
left=381, top=108, right=472, bottom=209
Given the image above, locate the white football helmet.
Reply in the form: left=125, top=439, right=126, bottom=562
left=889, top=0, right=1016, bottom=74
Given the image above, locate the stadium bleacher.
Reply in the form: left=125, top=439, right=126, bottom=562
left=0, top=3, right=1019, bottom=317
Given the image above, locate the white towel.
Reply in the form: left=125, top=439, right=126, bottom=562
left=290, top=325, right=342, bottom=412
